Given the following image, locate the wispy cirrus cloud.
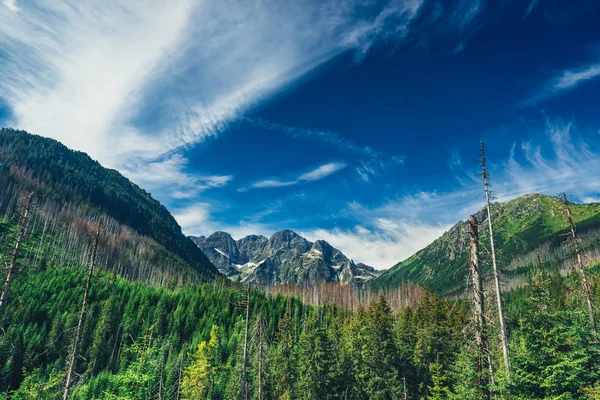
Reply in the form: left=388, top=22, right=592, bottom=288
left=298, top=162, right=347, bottom=181
left=2, top=0, right=18, bottom=12
left=246, top=162, right=347, bottom=190
left=525, top=61, right=600, bottom=105
left=245, top=118, right=381, bottom=159
left=0, top=0, right=438, bottom=214
left=523, top=0, right=540, bottom=19
left=245, top=118, right=404, bottom=182
left=301, top=119, right=600, bottom=269
left=123, top=153, right=233, bottom=199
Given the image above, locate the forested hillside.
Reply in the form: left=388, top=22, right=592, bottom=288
left=374, top=194, right=600, bottom=296
left=0, top=128, right=218, bottom=282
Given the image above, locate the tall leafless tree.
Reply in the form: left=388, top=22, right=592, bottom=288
left=480, top=141, right=510, bottom=377
left=252, top=310, right=269, bottom=400
left=0, top=191, right=34, bottom=320
left=63, top=218, right=102, bottom=400
left=240, top=283, right=251, bottom=400
left=560, top=192, right=596, bottom=331
left=469, top=215, right=494, bottom=395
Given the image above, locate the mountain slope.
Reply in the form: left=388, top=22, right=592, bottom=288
left=0, top=128, right=219, bottom=282
left=372, top=194, right=600, bottom=296
left=192, top=229, right=381, bottom=286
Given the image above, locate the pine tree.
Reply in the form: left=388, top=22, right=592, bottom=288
left=296, top=316, right=334, bottom=399
left=363, top=295, right=402, bottom=400
left=426, top=359, right=449, bottom=400
left=446, top=348, right=487, bottom=400
left=180, top=325, right=221, bottom=399
left=341, top=304, right=369, bottom=399
left=510, top=268, right=600, bottom=398
left=270, top=313, right=296, bottom=399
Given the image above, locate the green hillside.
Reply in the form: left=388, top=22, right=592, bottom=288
left=0, top=128, right=218, bottom=281
left=373, top=194, right=600, bottom=296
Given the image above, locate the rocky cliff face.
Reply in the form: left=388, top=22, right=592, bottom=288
left=191, top=229, right=380, bottom=286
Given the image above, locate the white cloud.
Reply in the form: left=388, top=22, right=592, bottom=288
left=123, top=153, right=233, bottom=198
left=298, top=162, right=346, bottom=181
left=525, top=61, right=600, bottom=105
left=0, top=0, right=439, bottom=215
left=251, top=179, right=298, bottom=189
left=173, top=202, right=211, bottom=227
left=0, top=0, right=430, bottom=166
left=2, top=0, right=18, bottom=12
left=173, top=201, right=274, bottom=239
left=302, top=222, right=449, bottom=270
left=0, top=0, right=196, bottom=166
left=248, top=162, right=346, bottom=190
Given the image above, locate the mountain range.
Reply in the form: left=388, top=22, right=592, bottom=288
left=191, top=230, right=381, bottom=286
left=3, top=129, right=600, bottom=296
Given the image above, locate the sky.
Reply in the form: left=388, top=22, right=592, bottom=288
left=1, top=0, right=599, bottom=269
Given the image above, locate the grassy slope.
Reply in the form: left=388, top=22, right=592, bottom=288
left=373, top=194, right=600, bottom=296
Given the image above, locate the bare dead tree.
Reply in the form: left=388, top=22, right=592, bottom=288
left=560, top=192, right=596, bottom=331
left=480, top=141, right=510, bottom=377
left=63, top=218, right=102, bottom=400
left=469, top=215, right=495, bottom=395
left=0, top=191, right=34, bottom=321
left=240, top=283, right=251, bottom=400
left=252, top=310, right=269, bottom=400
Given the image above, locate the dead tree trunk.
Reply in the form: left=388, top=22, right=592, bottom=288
left=0, top=192, right=34, bottom=320
left=560, top=192, right=596, bottom=331
left=240, top=283, right=251, bottom=400
left=257, top=318, right=264, bottom=400
left=252, top=311, right=268, bottom=400
left=63, top=219, right=102, bottom=400
left=469, top=215, right=494, bottom=395
left=480, top=141, right=510, bottom=377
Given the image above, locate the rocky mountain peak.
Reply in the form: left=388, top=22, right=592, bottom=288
left=192, top=230, right=381, bottom=287
left=268, top=229, right=311, bottom=253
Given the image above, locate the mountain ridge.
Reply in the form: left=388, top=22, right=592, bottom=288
left=0, top=128, right=219, bottom=283
left=191, top=229, right=381, bottom=286
left=372, top=193, right=600, bottom=296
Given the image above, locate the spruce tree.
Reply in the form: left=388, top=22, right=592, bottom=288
left=510, top=269, right=600, bottom=398
left=296, top=316, right=334, bottom=399
left=363, top=295, right=402, bottom=400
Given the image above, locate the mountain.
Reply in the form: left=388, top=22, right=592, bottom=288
left=372, top=194, right=600, bottom=296
left=191, top=229, right=381, bottom=286
left=0, top=128, right=219, bottom=283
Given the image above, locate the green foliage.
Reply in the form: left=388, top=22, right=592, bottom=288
left=181, top=325, right=221, bottom=399
left=509, top=271, right=600, bottom=399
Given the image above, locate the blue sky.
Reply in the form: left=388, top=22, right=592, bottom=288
left=1, top=0, right=600, bottom=269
